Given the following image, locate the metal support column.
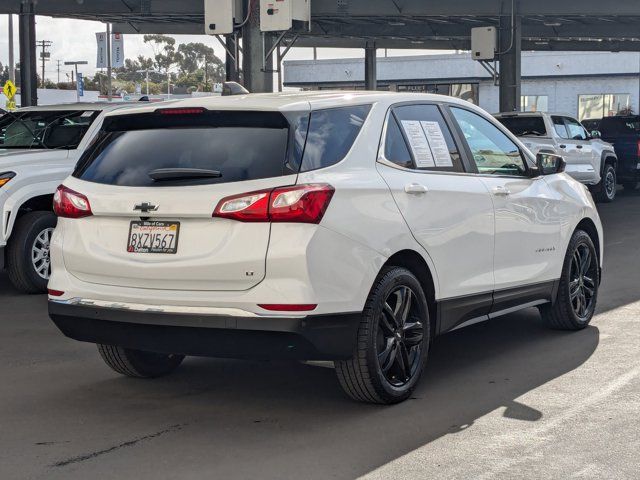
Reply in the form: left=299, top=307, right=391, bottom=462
left=8, top=14, right=15, bottom=84
left=225, top=34, right=239, bottom=82
left=242, top=0, right=273, bottom=93
left=364, top=42, right=377, bottom=91
left=499, top=7, right=521, bottom=112
left=18, top=2, right=37, bottom=106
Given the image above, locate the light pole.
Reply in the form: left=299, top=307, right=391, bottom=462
left=64, top=61, right=88, bottom=102
left=135, top=69, right=155, bottom=95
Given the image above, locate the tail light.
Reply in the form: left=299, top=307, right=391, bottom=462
left=53, top=185, right=93, bottom=219
left=637, top=140, right=640, bottom=159
left=213, top=184, right=334, bottom=224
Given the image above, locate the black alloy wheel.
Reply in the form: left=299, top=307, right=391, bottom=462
left=377, top=285, right=424, bottom=387
left=568, top=242, right=598, bottom=321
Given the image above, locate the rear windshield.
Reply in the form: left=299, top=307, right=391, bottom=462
left=74, top=105, right=371, bottom=187
left=74, top=111, right=296, bottom=187
left=496, top=116, right=547, bottom=137
left=599, top=116, right=640, bottom=135
left=0, top=110, right=99, bottom=149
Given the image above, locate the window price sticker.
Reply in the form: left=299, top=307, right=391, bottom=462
left=401, top=120, right=453, bottom=168
left=401, top=120, right=435, bottom=168
left=420, top=121, right=453, bottom=167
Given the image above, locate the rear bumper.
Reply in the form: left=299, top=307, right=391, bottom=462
left=48, top=301, right=361, bottom=361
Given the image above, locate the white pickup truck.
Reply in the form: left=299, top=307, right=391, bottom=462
left=495, top=112, right=618, bottom=202
left=0, top=103, right=143, bottom=293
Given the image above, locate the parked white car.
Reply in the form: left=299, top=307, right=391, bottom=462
left=495, top=112, right=618, bottom=202
left=48, top=92, right=603, bottom=404
left=0, top=103, right=147, bottom=293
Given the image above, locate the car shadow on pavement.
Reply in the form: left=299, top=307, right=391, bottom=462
left=38, top=307, right=598, bottom=479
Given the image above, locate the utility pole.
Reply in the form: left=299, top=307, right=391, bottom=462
left=8, top=14, right=15, bottom=83
left=36, top=40, right=53, bottom=87
left=56, top=60, right=62, bottom=84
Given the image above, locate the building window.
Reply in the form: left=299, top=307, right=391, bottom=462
left=450, top=84, right=478, bottom=105
left=521, top=95, right=548, bottom=113
left=578, top=94, right=631, bottom=121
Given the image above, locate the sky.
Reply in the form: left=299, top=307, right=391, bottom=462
left=0, top=15, right=446, bottom=82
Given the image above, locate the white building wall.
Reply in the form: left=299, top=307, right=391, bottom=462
left=285, top=51, right=640, bottom=118
left=478, top=76, right=640, bottom=116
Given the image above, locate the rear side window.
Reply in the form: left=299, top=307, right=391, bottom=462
left=299, top=105, right=371, bottom=172
left=74, top=111, right=293, bottom=187
left=496, top=116, right=547, bottom=137
left=384, top=115, right=413, bottom=169
left=600, top=117, right=640, bottom=135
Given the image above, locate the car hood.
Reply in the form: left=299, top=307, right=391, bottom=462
left=0, top=148, right=71, bottom=170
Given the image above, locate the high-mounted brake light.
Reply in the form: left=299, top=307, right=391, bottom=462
left=53, top=185, right=93, bottom=219
left=212, top=184, right=334, bottom=224
left=156, top=107, right=206, bottom=115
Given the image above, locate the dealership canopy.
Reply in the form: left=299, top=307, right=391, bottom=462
left=3, top=0, right=640, bottom=107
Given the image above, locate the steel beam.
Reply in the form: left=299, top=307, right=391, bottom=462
left=3, top=0, right=640, bottom=17
left=498, top=8, right=521, bottom=113
left=364, top=42, right=377, bottom=91
left=242, top=0, right=273, bottom=93
left=18, top=2, right=37, bottom=106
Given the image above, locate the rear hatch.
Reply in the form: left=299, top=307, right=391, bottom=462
left=62, top=107, right=308, bottom=291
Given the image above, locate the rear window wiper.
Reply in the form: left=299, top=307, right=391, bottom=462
left=148, top=168, right=222, bottom=182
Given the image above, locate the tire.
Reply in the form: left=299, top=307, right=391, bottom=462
left=539, top=230, right=599, bottom=331
left=97, top=344, right=185, bottom=378
left=596, top=163, right=616, bottom=203
left=335, top=267, right=430, bottom=404
left=6, top=211, right=57, bottom=294
left=622, top=181, right=638, bottom=192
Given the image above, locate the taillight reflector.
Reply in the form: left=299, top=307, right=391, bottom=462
left=258, top=304, right=317, bottom=312
left=213, top=184, right=334, bottom=224
left=53, top=185, right=93, bottom=219
left=48, top=289, right=64, bottom=297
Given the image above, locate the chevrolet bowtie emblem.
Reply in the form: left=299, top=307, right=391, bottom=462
left=133, top=202, right=159, bottom=213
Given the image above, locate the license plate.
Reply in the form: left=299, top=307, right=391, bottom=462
left=127, top=221, right=180, bottom=254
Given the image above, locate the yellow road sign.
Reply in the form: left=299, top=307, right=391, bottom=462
left=3, top=80, right=17, bottom=100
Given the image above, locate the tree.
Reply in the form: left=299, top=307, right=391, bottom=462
left=0, top=62, right=9, bottom=84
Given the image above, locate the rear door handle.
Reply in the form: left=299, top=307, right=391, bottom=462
left=576, top=145, right=583, bottom=149
left=559, top=144, right=567, bottom=149
left=492, top=186, right=511, bottom=196
left=405, top=183, right=429, bottom=195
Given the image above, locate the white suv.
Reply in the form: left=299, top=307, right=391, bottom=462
left=48, top=93, right=603, bottom=404
left=0, top=103, right=144, bottom=293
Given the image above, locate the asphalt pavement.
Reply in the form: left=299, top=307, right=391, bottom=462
left=1, top=188, right=639, bottom=480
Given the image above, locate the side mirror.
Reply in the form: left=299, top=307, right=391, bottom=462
left=536, top=153, right=566, bottom=175
left=591, top=130, right=601, bottom=139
